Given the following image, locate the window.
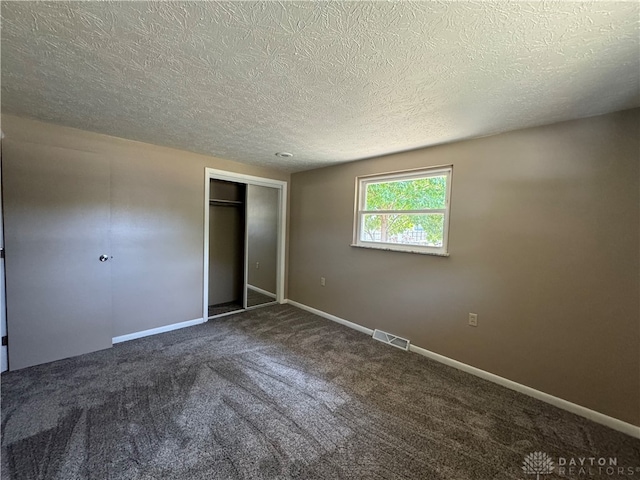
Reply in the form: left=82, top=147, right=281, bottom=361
left=352, top=166, right=452, bottom=256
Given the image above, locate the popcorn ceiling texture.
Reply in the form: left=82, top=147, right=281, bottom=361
left=1, top=1, right=639, bottom=172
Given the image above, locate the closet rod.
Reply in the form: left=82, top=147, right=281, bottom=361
left=209, top=199, right=243, bottom=206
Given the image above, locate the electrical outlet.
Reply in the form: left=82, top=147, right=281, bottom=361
left=320, top=277, right=326, bottom=287
left=256, top=262, right=259, bottom=269
left=468, top=313, right=478, bottom=327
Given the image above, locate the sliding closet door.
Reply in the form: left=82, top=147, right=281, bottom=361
left=246, top=185, right=278, bottom=307
left=3, top=141, right=112, bottom=370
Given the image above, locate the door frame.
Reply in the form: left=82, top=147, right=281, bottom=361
left=203, top=168, right=287, bottom=321
left=0, top=132, right=7, bottom=372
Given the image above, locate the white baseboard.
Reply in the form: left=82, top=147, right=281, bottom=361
left=285, top=299, right=374, bottom=335
left=284, top=299, right=640, bottom=439
left=247, top=284, right=276, bottom=299
left=112, top=317, right=205, bottom=344
left=408, top=344, right=640, bottom=439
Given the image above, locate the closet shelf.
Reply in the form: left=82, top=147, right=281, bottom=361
left=209, top=199, right=244, bottom=206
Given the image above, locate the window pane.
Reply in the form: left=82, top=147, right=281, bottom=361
left=361, top=213, right=444, bottom=247
left=364, top=175, right=447, bottom=211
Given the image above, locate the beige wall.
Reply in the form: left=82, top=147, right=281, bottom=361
left=2, top=115, right=289, bottom=337
left=288, top=109, right=640, bottom=426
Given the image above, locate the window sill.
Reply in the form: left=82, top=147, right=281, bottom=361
left=350, top=243, right=450, bottom=257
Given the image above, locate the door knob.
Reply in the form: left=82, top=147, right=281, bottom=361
left=99, top=255, right=109, bottom=262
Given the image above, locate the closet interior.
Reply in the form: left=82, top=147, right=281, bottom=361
left=207, top=178, right=280, bottom=318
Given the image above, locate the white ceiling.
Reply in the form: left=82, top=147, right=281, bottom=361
left=2, top=2, right=638, bottom=172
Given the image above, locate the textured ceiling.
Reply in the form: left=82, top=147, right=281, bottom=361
left=2, top=2, right=639, bottom=172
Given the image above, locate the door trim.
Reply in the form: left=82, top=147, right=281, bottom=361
left=0, top=136, right=7, bottom=372
left=203, top=168, right=287, bottom=321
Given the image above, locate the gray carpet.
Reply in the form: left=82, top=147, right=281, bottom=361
left=2, top=305, right=638, bottom=479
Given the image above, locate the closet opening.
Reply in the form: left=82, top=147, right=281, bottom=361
left=208, top=179, right=246, bottom=317
left=203, top=169, right=286, bottom=321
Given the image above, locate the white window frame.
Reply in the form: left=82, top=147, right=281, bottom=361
left=352, top=166, right=453, bottom=256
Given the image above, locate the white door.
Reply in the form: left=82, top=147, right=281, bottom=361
left=3, top=141, right=113, bottom=370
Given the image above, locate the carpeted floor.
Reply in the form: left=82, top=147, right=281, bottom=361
left=2, top=305, right=639, bottom=479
